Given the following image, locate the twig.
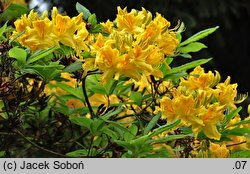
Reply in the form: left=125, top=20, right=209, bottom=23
left=0, top=131, right=16, bottom=136
left=82, top=75, right=95, bottom=119
left=87, top=136, right=94, bottom=157
left=226, top=141, right=247, bottom=147
left=13, top=129, right=67, bottom=157
left=81, top=71, right=101, bottom=119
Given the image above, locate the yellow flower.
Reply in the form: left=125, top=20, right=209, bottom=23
left=66, top=99, right=85, bottom=109
left=115, top=7, right=145, bottom=34
left=22, top=19, right=58, bottom=50
left=101, top=20, right=114, bottom=34
left=193, top=103, right=225, bottom=140
left=160, top=93, right=203, bottom=127
left=215, top=77, right=238, bottom=109
left=209, top=142, right=230, bottom=158
left=135, top=21, right=161, bottom=48
left=154, top=13, right=171, bottom=31
left=89, top=93, right=120, bottom=108
left=12, top=7, right=89, bottom=56
left=158, top=32, right=179, bottom=56
left=91, top=7, right=178, bottom=83
left=180, top=66, right=221, bottom=90
left=13, top=14, right=29, bottom=32
left=95, top=45, right=125, bottom=84
left=53, top=8, right=89, bottom=56
left=160, top=85, right=225, bottom=140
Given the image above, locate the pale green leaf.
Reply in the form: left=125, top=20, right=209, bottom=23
left=76, top=2, right=91, bottom=20
left=169, top=58, right=212, bottom=74
left=69, top=116, right=92, bottom=129
left=143, top=112, right=161, bottom=135
left=149, top=119, right=181, bottom=137
left=8, top=47, right=27, bottom=64
left=27, top=45, right=56, bottom=64
left=63, top=61, right=82, bottom=72
left=0, top=22, right=7, bottom=38
left=178, top=42, right=207, bottom=53
left=180, top=26, right=219, bottom=46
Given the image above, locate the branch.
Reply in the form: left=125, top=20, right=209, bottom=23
left=13, top=129, right=67, bottom=157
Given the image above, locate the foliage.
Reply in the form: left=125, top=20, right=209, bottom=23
left=0, top=1, right=250, bottom=157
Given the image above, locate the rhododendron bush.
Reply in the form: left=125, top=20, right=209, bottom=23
left=0, top=2, right=250, bottom=157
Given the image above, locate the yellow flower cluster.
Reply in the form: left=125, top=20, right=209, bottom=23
left=12, top=7, right=178, bottom=83
left=90, top=7, right=179, bottom=84
left=12, top=7, right=89, bottom=56
left=160, top=66, right=245, bottom=140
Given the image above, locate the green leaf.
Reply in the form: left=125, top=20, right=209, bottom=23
left=0, top=3, right=28, bottom=22
left=114, top=140, right=135, bottom=151
left=166, top=57, right=174, bottom=65
left=130, top=135, right=150, bottom=146
left=169, top=58, right=212, bottom=74
left=230, top=149, right=250, bottom=158
left=27, top=45, right=56, bottom=64
left=151, top=134, right=193, bottom=143
left=86, top=74, right=107, bottom=94
left=8, top=47, right=27, bottom=64
left=63, top=61, right=82, bottom=72
left=20, top=68, right=42, bottom=77
left=102, top=127, right=119, bottom=140
left=9, top=30, right=25, bottom=44
left=27, top=61, right=64, bottom=81
left=56, top=82, right=84, bottom=100
left=179, top=53, right=192, bottom=59
left=0, top=151, right=5, bottom=157
left=223, top=128, right=250, bottom=136
left=223, top=107, right=242, bottom=127
left=101, top=107, right=123, bottom=120
left=108, top=121, right=132, bottom=136
left=130, top=91, right=143, bottom=106
left=116, top=83, right=133, bottom=95
left=227, top=119, right=250, bottom=128
left=149, top=119, right=181, bottom=137
left=163, top=72, right=187, bottom=81
left=160, top=62, right=170, bottom=76
left=124, top=124, right=138, bottom=142
left=66, top=149, right=88, bottom=157
left=143, top=112, right=161, bottom=135
left=89, top=24, right=103, bottom=33
left=0, top=22, right=7, bottom=38
left=90, top=119, right=105, bottom=135
left=180, top=26, right=219, bottom=46
left=178, top=42, right=207, bottom=54
left=80, top=51, right=95, bottom=58
left=89, top=85, right=107, bottom=94
left=69, top=116, right=92, bottom=129
left=76, top=2, right=91, bottom=20
left=88, top=14, right=98, bottom=26
left=108, top=80, right=118, bottom=95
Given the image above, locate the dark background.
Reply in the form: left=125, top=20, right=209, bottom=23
left=36, top=0, right=250, bottom=114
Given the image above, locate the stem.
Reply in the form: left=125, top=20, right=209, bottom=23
left=13, top=129, right=66, bottom=157
left=226, top=141, right=247, bottom=147
left=81, top=70, right=101, bottom=118
left=87, top=136, right=94, bottom=157
left=0, top=132, right=16, bottom=136
left=82, top=75, right=95, bottom=118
